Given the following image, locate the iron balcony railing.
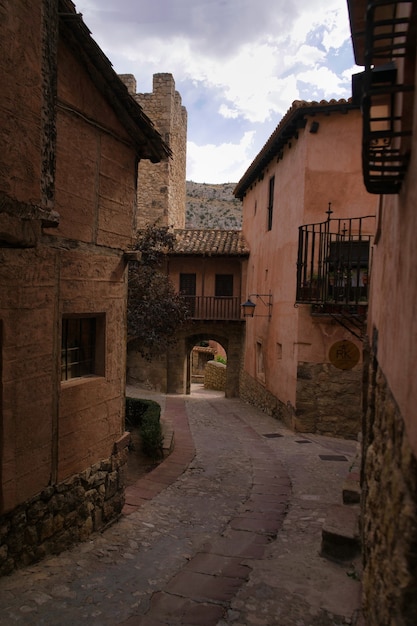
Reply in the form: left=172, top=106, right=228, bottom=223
left=296, top=215, right=375, bottom=314
left=180, top=296, right=242, bottom=320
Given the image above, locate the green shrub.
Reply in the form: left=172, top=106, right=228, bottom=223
left=215, top=355, right=227, bottom=365
left=125, top=397, right=163, bottom=460
left=125, top=397, right=160, bottom=429
left=140, top=413, right=164, bottom=460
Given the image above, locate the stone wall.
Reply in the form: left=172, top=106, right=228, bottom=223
left=204, top=360, right=226, bottom=391
left=239, top=370, right=293, bottom=428
left=361, top=355, right=417, bottom=625
left=192, top=346, right=215, bottom=382
left=295, top=362, right=362, bottom=438
left=120, top=73, right=187, bottom=230
left=0, top=433, right=129, bottom=576
left=126, top=346, right=168, bottom=392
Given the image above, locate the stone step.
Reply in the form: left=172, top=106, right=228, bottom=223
left=321, top=503, right=361, bottom=562
left=342, top=471, right=361, bottom=504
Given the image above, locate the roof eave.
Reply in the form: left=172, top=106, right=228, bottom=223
left=58, top=0, right=171, bottom=162
left=347, top=0, right=368, bottom=66
left=234, top=100, right=357, bottom=200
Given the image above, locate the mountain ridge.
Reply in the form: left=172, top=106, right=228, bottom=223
left=185, top=181, right=242, bottom=230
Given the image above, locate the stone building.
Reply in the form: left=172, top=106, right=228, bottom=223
left=347, top=1, right=417, bottom=623
left=127, top=229, right=249, bottom=398
left=120, top=73, right=188, bottom=229
left=234, top=100, right=378, bottom=438
left=0, top=0, right=168, bottom=574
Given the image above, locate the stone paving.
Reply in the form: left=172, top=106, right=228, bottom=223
left=0, top=386, right=362, bottom=625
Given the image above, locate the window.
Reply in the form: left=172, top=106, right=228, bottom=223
left=267, top=176, right=275, bottom=231
left=61, top=315, right=105, bottom=381
left=179, top=273, right=196, bottom=296
left=215, top=274, right=233, bottom=297
left=180, top=273, right=196, bottom=316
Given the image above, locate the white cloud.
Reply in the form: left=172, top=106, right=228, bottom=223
left=74, top=0, right=356, bottom=182
left=187, top=131, right=256, bottom=184
left=296, top=66, right=347, bottom=96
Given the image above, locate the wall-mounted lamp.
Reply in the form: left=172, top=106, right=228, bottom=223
left=241, top=293, right=272, bottom=318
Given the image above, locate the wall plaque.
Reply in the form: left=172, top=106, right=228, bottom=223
left=329, top=340, right=360, bottom=370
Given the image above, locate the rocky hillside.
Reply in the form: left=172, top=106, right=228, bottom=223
left=186, top=181, right=242, bottom=229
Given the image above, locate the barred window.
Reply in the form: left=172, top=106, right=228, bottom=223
left=61, top=315, right=104, bottom=381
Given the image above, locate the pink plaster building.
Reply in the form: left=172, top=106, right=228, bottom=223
left=347, top=0, right=417, bottom=622
left=0, top=0, right=168, bottom=573
left=235, top=100, right=378, bottom=438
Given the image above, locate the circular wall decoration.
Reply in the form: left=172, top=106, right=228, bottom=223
left=329, top=340, right=360, bottom=370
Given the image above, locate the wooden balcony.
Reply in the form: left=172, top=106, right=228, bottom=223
left=180, top=296, right=242, bottom=321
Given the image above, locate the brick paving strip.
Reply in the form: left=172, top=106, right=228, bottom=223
left=120, top=397, right=291, bottom=626
left=122, top=397, right=197, bottom=516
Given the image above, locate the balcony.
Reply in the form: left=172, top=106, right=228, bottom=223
left=296, top=215, right=375, bottom=332
left=180, top=296, right=242, bottom=321
left=357, top=0, right=414, bottom=194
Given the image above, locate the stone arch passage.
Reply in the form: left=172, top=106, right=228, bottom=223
left=186, top=334, right=228, bottom=395
left=166, top=322, right=245, bottom=398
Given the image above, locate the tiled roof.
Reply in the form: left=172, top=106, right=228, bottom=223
left=170, top=229, right=250, bottom=256
left=234, top=98, right=357, bottom=199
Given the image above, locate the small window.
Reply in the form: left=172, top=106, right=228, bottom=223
left=256, top=341, right=265, bottom=383
left=215, top=274, right=233, bottom=297
left=61, top=315, right=105, bottom=381
left=179, top=273, right=196, bottom=296
left=267, top=176, right=275, bottom=231
left=180, top=274, right=197, bottom=316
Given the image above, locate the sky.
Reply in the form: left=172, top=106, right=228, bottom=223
left=74, top=0, right=359, bottom=184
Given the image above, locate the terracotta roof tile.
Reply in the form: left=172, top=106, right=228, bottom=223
left=171, top=229, right=249, bottom=256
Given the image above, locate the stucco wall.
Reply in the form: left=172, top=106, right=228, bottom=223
left=241, top=107, right=378, bottom=435
left=366, top=151, right=417, bottom=459
left=168, top=256, right=245, bottom=299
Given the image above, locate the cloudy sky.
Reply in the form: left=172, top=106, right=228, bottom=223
left=74, top=0, right=358, bottom=184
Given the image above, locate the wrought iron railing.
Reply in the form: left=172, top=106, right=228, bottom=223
left=296, top=216, right=375, bottom=315
left=180, top=296, right=242, bottom=320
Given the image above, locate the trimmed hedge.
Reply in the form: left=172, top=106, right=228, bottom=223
left=125, top=397, right=160, bottom=428
left=125, top=397, right=163, bottom=460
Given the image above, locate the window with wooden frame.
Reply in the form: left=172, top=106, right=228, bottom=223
left=61, top=315, right=105, bottom=382
left=215, top=274, right=233, bottom=297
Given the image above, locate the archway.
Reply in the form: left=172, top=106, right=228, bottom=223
left=187, top=336, right=228, bottom=396
left=166, top=321, right=245, bottom=398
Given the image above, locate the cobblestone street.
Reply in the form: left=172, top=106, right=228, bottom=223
left=0, top=387, right=362, bottom=625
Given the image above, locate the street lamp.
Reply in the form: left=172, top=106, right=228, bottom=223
left=241, top=293, right=272, bottom=318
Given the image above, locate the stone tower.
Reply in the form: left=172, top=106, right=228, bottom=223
left=120, top=73, right=187, bottom=229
